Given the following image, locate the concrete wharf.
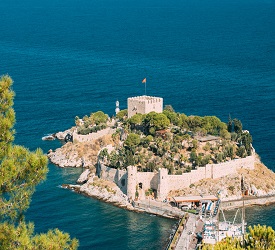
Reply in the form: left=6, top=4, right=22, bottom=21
left=174, top=214, right=203, bottom=250
left=132, top=199, right=184, bottom=219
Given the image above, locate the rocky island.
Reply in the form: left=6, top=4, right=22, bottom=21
left=48, top=96, right=275, bottom=217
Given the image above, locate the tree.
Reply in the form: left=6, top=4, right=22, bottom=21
left=227, top=115, right=233, bottom=133
left=192, top=139, right=198, bottom=149
left=186, top=116, right=203, bottom=131
left=98, top=148, right=109, bottom=162
left=164, top=104, right=175, bottom=112
left=125, top=149, right=134, bottom=166
left=91, top=111, right=108, bottom=125
left=128, top=113, right=143, bottom=129
left=202, top=116, right=227, bottom=135
left=216, top=152, right=224, bottom=163
left=224, top=144, right=234, bottom=159
left=163, top=110, right=179, bottom=125
left=201, top=224, right=275, bottom=250
left=236, top=145, right=247, bottom=158
left=179, top=113, right=188, bottom=129
left=116, top=109, right=127, bottom=121
left=109, top=151, right=119, bottom=168
left=220, top=129, right=231, bottom=140
left=189, top=149, right=198, bottom=166
left=143, top=112, right=170, bottom=131
left=0, top=222, right=78, bottom=249
left=239, top=132, right=253, bottom=156
left=233, top=118, right=243, bottom=134
left=74, top=116, right=81, bottom=126
left=124, top=133, right=140, bottom=151
left=245, top=224, right=275, bottom=249
left=0, top=75, right=78, bottom=248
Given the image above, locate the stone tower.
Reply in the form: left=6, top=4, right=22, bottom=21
left=127, top=95, right=163, bottom=118
left=127, top=166, right=137, bottom=200
left=157, top=168, right=169, bottom=201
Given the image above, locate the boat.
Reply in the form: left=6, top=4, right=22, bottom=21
left=202, top=179, right=246, bottom=245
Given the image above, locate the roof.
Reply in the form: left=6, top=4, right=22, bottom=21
left=202, top=195, right=219, bottom=201
left=128, top=95, right=162, bottom=102
left=156, top=129, right=167, bottom=134
left=172, top=195, right=218, bottom=203
left=172, top=195, right=202, bottom=203
left=194, top=135, right=220, bottom=142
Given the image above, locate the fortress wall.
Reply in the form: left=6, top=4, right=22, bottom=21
left=115, top=169, right=128, bottom=194
left=144, top=98, right=163, bottom=114
left=136, top=172, right=157, bottom=190
left=98, top=155, right=255, bottom=199
left=73, top=128, right=116, bottom=143
left=161, top=156, right=255, bottom=195
left=212, top=162, right=237, bottom=179
left=166, top=175, right=189, bottom=190
left=127, top=98, right=146, bottom=118
left=165, top=167, right=209, bottom=191
left=212, top=155, right=255, bottom=178
left=97, top=161, right=127, bottom=193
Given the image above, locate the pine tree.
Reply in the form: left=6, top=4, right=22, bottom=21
left=0, top=75, right=78, bottom=249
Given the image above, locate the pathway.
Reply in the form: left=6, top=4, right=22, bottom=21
left=175, top=214, right=203, bottom=250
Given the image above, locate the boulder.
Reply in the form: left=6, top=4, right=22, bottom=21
left=77, top=169, right=90, bottom=184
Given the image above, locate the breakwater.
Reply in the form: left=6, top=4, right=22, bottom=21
left=132, top=200, right=184, bottom=219
left=221, top=195, right=275, bottom=210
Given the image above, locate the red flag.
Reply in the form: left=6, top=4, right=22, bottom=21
left=142, top=78, right=146, bottom=84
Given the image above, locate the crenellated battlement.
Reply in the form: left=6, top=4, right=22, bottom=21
left=127, top=95, right=163, bottom=118
left=97, top=155, right=255, bottom=201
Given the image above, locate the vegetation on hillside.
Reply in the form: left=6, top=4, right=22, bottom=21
left=0, top=75, right=78, bottom=249
left=75, top=111, right=109, bottom=135
left=99, top=105, right=253, bottom=174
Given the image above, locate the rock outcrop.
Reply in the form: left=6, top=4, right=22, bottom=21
left=77, top=169, right=91, bottom=184
left=55, top=128, right=75, bottom=140
left=48, top=134, right=114, bottom=168
left=64, top=176, right=133, bottom=210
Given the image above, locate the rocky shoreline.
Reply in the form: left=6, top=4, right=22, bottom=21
left=48, top=127, right=275, bottom=217
left=62, top=183, right=134, bottom=210
left=66, top=169, right=134, bottom=209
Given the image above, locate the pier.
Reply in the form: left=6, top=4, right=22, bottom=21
left=132, top=199, right=184, bottom=219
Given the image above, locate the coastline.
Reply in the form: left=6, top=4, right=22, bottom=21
left=60, top=168, right=275, bottom=220
left=221, top=194, right=275, bottom=210
left=48, top=126, right=275, bottom=219
left=62, top=171, right=185, bottom=219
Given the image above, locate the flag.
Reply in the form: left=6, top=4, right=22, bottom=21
left=142, top=78, right=146, bottom=84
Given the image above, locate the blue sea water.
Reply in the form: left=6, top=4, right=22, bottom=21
left=0, top=0, right=275, bottom=249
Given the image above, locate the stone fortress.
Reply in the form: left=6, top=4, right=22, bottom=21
left=127, top=95, right=163, bottom=118
left=98, top=155, right=255, bottom=201
left=97, top=95, right=255, bottom=201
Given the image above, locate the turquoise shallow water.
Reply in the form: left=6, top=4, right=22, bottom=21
left=0, top=0, right=275, bottom=248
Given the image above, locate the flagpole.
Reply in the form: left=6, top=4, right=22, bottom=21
left=142, top=78, right=147, bottom=96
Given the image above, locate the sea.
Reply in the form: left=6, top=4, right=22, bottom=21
left=0, top=0, right=274, bottom=249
